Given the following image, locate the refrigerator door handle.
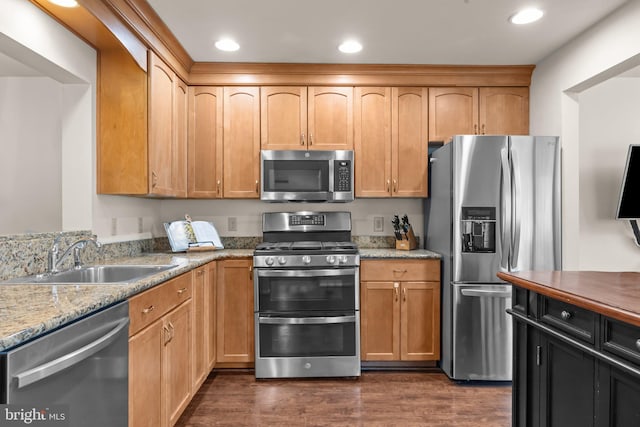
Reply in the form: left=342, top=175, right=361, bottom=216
left=500, top=147, right=511, bottom=271
left=511, top=150, right=521, bottom=270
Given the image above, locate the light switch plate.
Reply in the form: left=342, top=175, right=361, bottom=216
left=373, top=216, right=384, bottom=232
left=228, top=217, right=237, bottom=232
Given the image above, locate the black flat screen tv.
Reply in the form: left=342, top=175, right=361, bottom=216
left=616, top=145, right=640, bottom=219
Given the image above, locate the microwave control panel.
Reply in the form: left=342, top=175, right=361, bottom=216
left=334, top=160, right=352, bottom=192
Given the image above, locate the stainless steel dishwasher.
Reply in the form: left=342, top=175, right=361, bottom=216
left=1, top=301, right=129, bottom=427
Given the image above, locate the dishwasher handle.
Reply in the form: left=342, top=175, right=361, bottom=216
left=460, top=288, right=511, bottom=299
left=14, top=317, right=129, bottom=389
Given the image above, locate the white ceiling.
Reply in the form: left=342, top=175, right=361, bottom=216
left=146, top=0, right=629, bottom=65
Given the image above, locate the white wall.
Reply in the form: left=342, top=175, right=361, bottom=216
left=530, top=0, right=640, bottom=270
left=159, top=198, right=424, bottom=239
left=0, top=77, right=62, bottom=234
left=578, top=77, right=640, bottom=270
left=0, top=0, right=162, bottom=241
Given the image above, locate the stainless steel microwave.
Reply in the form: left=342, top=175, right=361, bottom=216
left=260, top=150, right=354, bottom=202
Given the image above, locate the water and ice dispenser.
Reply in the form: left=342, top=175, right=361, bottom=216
left=461, top=207, right=496, bottom=253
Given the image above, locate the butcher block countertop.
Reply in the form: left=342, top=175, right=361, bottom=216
left=498, top=270, right=640, bottom=328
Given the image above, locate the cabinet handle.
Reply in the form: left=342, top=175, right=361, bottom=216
left=393, top=269, right=408, bottom=274
left=394, top=282, right=399, bottom=301
left=474, top=124, right=478, bottom=135
left=142, top=305, right=154, bottom=314
left=196, top=269, right=205, bottom=276
left=163, top=325, right=171, bottom=345
left=249, top=265, right=253, bottom=280
left=217, top=180, right=221, bottom=196
left=393, top=179, right=397, bottom=193
left=481, top=124, right=486, bottom=135
left=301, top=133, right=306, bottom=146
left=256, top=180, right=259, bottom=193
left=635, top=339, right=640, bottom=352
left=151, top=171, right=158, bottom=188
left=403, top=288, right=407, bottom=302
left=168, top=322, right=175, bottom=340
left=177, top=287, right=187, bottom=295
left=560, top=310, right=572, bottom=321
left=386, top=179, right=391, bottom=193
left=309, top=133, right=313, bottom=146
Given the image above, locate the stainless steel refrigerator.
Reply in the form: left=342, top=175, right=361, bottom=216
left=425, top=135, right=561, bottom=381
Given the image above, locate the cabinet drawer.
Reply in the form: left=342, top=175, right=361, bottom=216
left=602, top=318, right=640, bottom=367
left=360, top=259, right=440, bottom=282
left=539, top=297, right=597, bottom=344
left=129, top=272, right=193, bottom=336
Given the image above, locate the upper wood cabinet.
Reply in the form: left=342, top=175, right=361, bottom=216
left=148, top=51, right=187, bottom=197
left=261, top=86, right=353, bottom=150
left=479, top=87, right=529, bottom=136
left=223, top=87, right=261, bottom=198
left=428, top=86, right=529, bottom=143
left=354, top=87, right=428, bottom=197
left=188, top=86, right=223, bottom=198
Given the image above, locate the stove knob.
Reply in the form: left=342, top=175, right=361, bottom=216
left=265, top=257, right=274, bottom=266
left=302, top=255, right=311, bottom=265
left=338, top=255, right=348, bottom=264
left=326, top=255, right=336, bottom=264
left=277, top=256, right=287, bottom=265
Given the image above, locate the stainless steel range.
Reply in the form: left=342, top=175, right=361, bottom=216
left=253, top=211, right=360, bottom=379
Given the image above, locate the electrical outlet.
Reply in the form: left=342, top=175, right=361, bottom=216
left=137, top=217, right=143, bottom=233
left=373, top=216, right=384, bottom=232
left=111, top=218, right=117, bottom=235
left=228, top=217, right=237, bottom=232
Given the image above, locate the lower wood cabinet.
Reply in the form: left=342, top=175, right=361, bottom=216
left=216, top=258, right=254, bottom=365
left=360, top=259, right=440, bottom=362
left=192, top=262, right=217, bottom=393
left=128, top=271, right=193, bottom=427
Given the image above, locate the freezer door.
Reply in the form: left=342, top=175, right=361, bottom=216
left=509, top=136, right=561, bottom=272
left=451, top=283, right=512, bottom=381
left=452, top=135, right=510, bottom=283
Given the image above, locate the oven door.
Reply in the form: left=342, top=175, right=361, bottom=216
left=254, top=312, right=360, bottom=378
left=254, top=268, right=359, bottom=312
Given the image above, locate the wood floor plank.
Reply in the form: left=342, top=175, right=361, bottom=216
left=176, top=371, right=511, bottom=426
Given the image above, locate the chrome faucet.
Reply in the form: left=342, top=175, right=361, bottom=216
left=48, top=236, right=102, bottom=274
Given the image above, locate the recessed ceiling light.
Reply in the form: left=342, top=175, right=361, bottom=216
left=215, top=38, right=240, bottom=52
left=338, top=40, right=362, bottom=54
left=48, top=0, right=78, bottom=7
left=509, top=8, right=544, bottom=25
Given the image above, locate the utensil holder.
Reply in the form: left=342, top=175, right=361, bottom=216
left=395, top=226, right=418, bottom=250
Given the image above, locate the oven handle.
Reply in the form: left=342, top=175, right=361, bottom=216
left=256, top=268, right=357, bottom=278
left=258, top=315, right=357, bottom=325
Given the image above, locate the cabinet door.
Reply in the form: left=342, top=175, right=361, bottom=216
left=217, top=259, right=254, bottom=363
left=598, top=363, right=640, bottom=426
left=307, top=87, right=354, bottom=150
left=206, top=261, right=217, bottom=371
left=401, top=281, right=440, bottom=360
left=192, top=266, right=208, bottom=391
left=360, top=281, right=400, bottom=360
left=428, top=87, right=478, bottom=143
left=148, top=52, right=175, bottom=196
left=223, top=87, right=260, bottom=198
left=188, top=86, right=223, bottom=198
left=261, top=86, right=308, bottom=150
left=173, top=78, right=188, bottom=197
left=354, top=87, right=392, bottom=197
left=479, top=87, right=529, bottom=135
left=129, top=320, right=163, bottom=427
left=392, top=87, right=429, bottom=197
left=539, top=334, right=596, bottom=427
left=164, top=300, right=193, bottom=427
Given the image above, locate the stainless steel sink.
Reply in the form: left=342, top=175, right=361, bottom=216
left=1, top=264, right=177, bottom=284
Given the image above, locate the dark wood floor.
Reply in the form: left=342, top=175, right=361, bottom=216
left=176, top=371, right=512, bottom=426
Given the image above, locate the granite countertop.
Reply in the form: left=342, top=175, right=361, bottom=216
left=498, top=270, right=640, bottom=328
left=0, top=249, right=253, bottom=351
left=359, top=248, right=441, bottom=259
left=0, top=247, right=440, bottom=352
